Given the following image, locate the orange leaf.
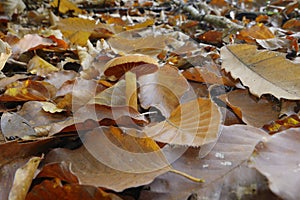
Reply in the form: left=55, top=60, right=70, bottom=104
left=237, top=24, right=275, bottom=43
left=145, top=98, right=222, bottom=146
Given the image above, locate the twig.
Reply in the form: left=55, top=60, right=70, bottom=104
left=171, top=0, right=244, bottom=31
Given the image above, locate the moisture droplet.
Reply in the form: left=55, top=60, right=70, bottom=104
left=215, top=152, right=225, bottom=159
left=220, top=161, right=232, bottom=166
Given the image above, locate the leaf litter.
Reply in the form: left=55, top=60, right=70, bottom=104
left=0, top=0, right=299, bottom=199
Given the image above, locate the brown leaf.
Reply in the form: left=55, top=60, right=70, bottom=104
left=218, top=89, right=280, bottom=127
left=141, top=125, right=267, bottom=199
left=221, top=44, right=300, bottom=100
left=282, top=18, right=300, bottom=31
left=144, top=98, right=222, bottom=147
left=108, top=35, right=168, bottom=56
left=237, top=24, right=275, bottom=43
left=26, top=180, right=122, bottom=200
left=182, top=65, right=236, bottom=86
left=138, top=65, right=189, bottom=117
left=36, top=162, right=79, bottom=183
left=0, top=80, right=57, bottom=101
left=44, top=127, right=170, bottom=192
left=250, top=128, right=300, bottom=200
left=1, top=101, right=69, bottom=137
left=0, top=139, right=58, bottom=200
left=45, top=70, right=78, bottom=90
left=263, top=114, right=300, bottom=134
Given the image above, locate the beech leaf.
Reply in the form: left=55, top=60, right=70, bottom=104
left=221, top=44, right=300, bottom=100
left=144, top=98, right=222, bottom=147
left=250, top=128, right=300, bottom=200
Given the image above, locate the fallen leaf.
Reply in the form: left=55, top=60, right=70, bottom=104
left=27, top=55, right=59, bottom=77
left=0, top=74, right=27, bottom=90
left=9, top=156, right=43, bottom=200
left=36, top=162, right=78, bottom=183
left=50, top=0, right=84, bottom=14
left=144, top=98, right=222, bottom=147
left=218, top=89, right=280, bottom=127
left=125, top=18, right=155, bottom=30
left=221, top=44, right=300, bottom=100
left=138, top=65, right=190, bottom=117
left=108, top=35, right=168, bottom=55
left=237, top=24, right=275, bottom=43
left=1, top=101, right=69, bottom=137
left=0, top=139, right=58, bottom=200
left=250, top=128, right=300, bottom=200
left=44, top=128, right=169, bottom=191
left=45, top=70, right=78, bottom=90
left=0, top=80, right=57, bottom=101
left=26, top=179, right=123, bottom=200
left=139, top=125, right=268, bottom=199
left=182, top=65, right=236, bottom=86
left=11, top=34, right=54, bottom=56
left=282, top=18, right=300, bottom=31
left=55, top=17, right=96, bottom=46
left=0, top=39, right=11, bottom=71
left=263, top=114, right=300, bottom=134
left=88, top=80, right=127, bottom=107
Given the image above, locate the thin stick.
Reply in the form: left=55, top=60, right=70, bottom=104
left=171, top=0, right=244, bottom=31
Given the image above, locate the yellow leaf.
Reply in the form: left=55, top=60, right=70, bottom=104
left=50, top=0, right=84, bottom=14
left=28, top=55, right=59, bottom=77
left=55, top=17, right=96, bottom=46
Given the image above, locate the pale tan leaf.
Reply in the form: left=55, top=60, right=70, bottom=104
left=28, top=55, right=59, bottom=77
left=11, top=34, right=54, bottom=56
left=88, top=80, right=126, bottom=106
left=0, top=39, right=12, bottom=71
left=9, top=156, right=43, bottom=200
left=221, top=44, right=300, bottom=100
left=41, top=102, right=65, bottom=113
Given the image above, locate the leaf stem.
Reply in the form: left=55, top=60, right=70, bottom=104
left=169, top=168, right=205, bottom=183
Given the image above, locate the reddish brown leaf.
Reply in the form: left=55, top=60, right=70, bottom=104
left=26, top=180, right=122, bottom=200
left=218, top=89, right=280, bottom=127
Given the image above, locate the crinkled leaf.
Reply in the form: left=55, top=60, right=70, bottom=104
left=218, top=89, right=280, bottom=127
left=221, top=44, right=300, bottom=100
